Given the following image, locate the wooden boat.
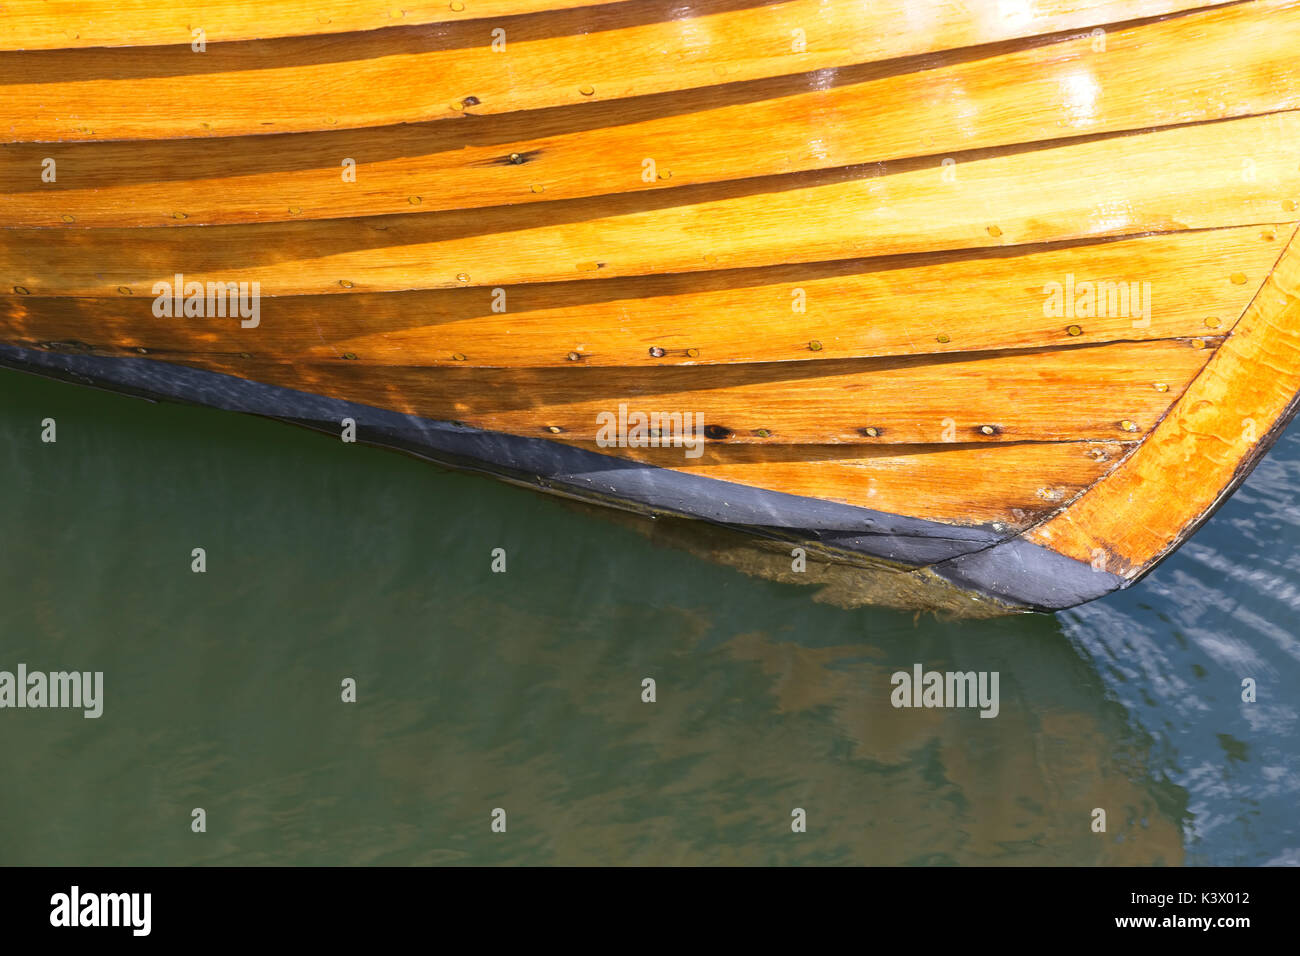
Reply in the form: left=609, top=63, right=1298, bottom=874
left=2, top=0, right=1298, bottom=613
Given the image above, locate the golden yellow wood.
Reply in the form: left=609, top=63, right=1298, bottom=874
left=1, top=0, right=1297, bottom=609
left=5, top=113, right=1298, bottom=298
left=146, top=338, right=1209, bottom=446
left=0, top=0, right=1234, bottom=52
left=0, top=228, right=1276, bottom=366
left=0, top=0, right=636, bottom=49
left=594, top=441, right=1127, bottom=528
left=1029, top=225, right=1300, bottom=574
left=0, top=0, right=1240, bottom=141
left=5, top=1, right=1294, bottom=225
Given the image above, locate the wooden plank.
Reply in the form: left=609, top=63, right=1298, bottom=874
left=4, top=113, right=1298, bottom=297
left=0, top=0, right=638, bottom=50
left=0, top=228, right=1277, bottom=365
left=0, top=0, right=1239, bottom=141
left=0, top=0, right=1233, bottom=52
left=6, top=0, right=1296, bottom=226
left=131, top=338, right=1214, bottom=446
left=5, top=0, right=1294, bottom=227
left=1027, top=225, right=1300, bottom=574
left=570, top=440, right=1128, bottom=528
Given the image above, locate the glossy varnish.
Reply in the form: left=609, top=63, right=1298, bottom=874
left=2, top=0, right=1299, bottom=610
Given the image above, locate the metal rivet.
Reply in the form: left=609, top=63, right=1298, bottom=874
left=508, top=153, right=524, bottom=165
left=1154, top=382, right=1169, bottom=392
left=545, top=425, right=562, bottom=433
left=1191, top=338, right=1207, bottom=349
left=979, top=425, right=996, bottom=435
left=530, top=184, right=545, bottom=194
left=566, top=351, right=581, bottom=362
left=1230, top=272, right=1248, bottom=285
left=408, top=196, right=421, bottom=205
left=1066, top=324, right=1082, bottom=336
left=1204, top=317, right=1221, bottom=329
left=450, top=0, right=465, bottom=9
left=172, top=211, right=188, bottom=220
left=753, top=428, right=771, bottom=438
left=648, top=346, right=666, bottom=358
left=987, top=225, right=1003, bottom=237
left=808, top=340, right=823, bottom=351
left=339, top=279, right=354, bottom=288
left=1119, top=420, right=1139, bottom=432
left=1284, top=200, right=1297, bottom=212
left=452, top=353, right=467, bottom=361
left=658, top=169, right=672, bottom=180
left=863, top=426, right=880, bottom=437
left=456, top=273, right=470, bottom=282
left=342, top=352, right=358, bottom=360
left=686, top=348, right=699, bottom=358
left=60, top=214, right=75, bottom=223
left=936, top=333, right=950, bottom=344
left=1262, top=229, right=1276, bottom=241
left=450, top=101, right=465, bottom=112
left=288, top=206, right=302, bottom=214
left=13, top=286, right=30, bottom=295
left=135, top=347, right=148, bottom=354
left=239, top=352, right=251, bottom=359
left=117, top=286, right=131, bottom=295
left=579, top=85, right=595, bottom=96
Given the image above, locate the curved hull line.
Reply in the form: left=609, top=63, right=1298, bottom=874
left=3, top=0, right=1296, bottom=611
left=0, top=341, right=1126, bottom=610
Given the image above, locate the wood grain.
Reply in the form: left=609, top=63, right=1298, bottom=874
left=134, top=338, right=1214, bottom=446
left=0, top=228, right=1276, bottom=366
left=1027, top=225, right=1300, bottom=573
left=0, top=0, right=1233, bottom=51
left=5, top=113, right=1299, bottom=297
left=0, top=0, right=1240, bottom=141
left=565, top=439, right=1130, bottom=528
left=0, top=0, right=639, bottom=50
left=2, top=0, right=1298, bottom=603
left=6, top=0, right=1295, bottom=226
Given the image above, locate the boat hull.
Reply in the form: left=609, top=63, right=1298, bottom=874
left=3, top=0, right=1299, bottom=611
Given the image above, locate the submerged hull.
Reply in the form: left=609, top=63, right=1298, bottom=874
left=2, top=0, right=1299, bottom=611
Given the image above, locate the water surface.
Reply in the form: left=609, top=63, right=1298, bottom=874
left=1, top=369, right=1295, bottom=865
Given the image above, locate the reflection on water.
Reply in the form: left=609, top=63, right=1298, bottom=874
left=0, top=368, right=1294, bottom=865
left=1059, top=421, right=1300, bottom=866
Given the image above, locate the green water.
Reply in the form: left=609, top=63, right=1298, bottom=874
left=2, top=367, right=1295, bottom=865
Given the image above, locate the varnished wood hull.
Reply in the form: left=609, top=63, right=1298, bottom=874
left=3, top=0, right=1299, bottom=612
